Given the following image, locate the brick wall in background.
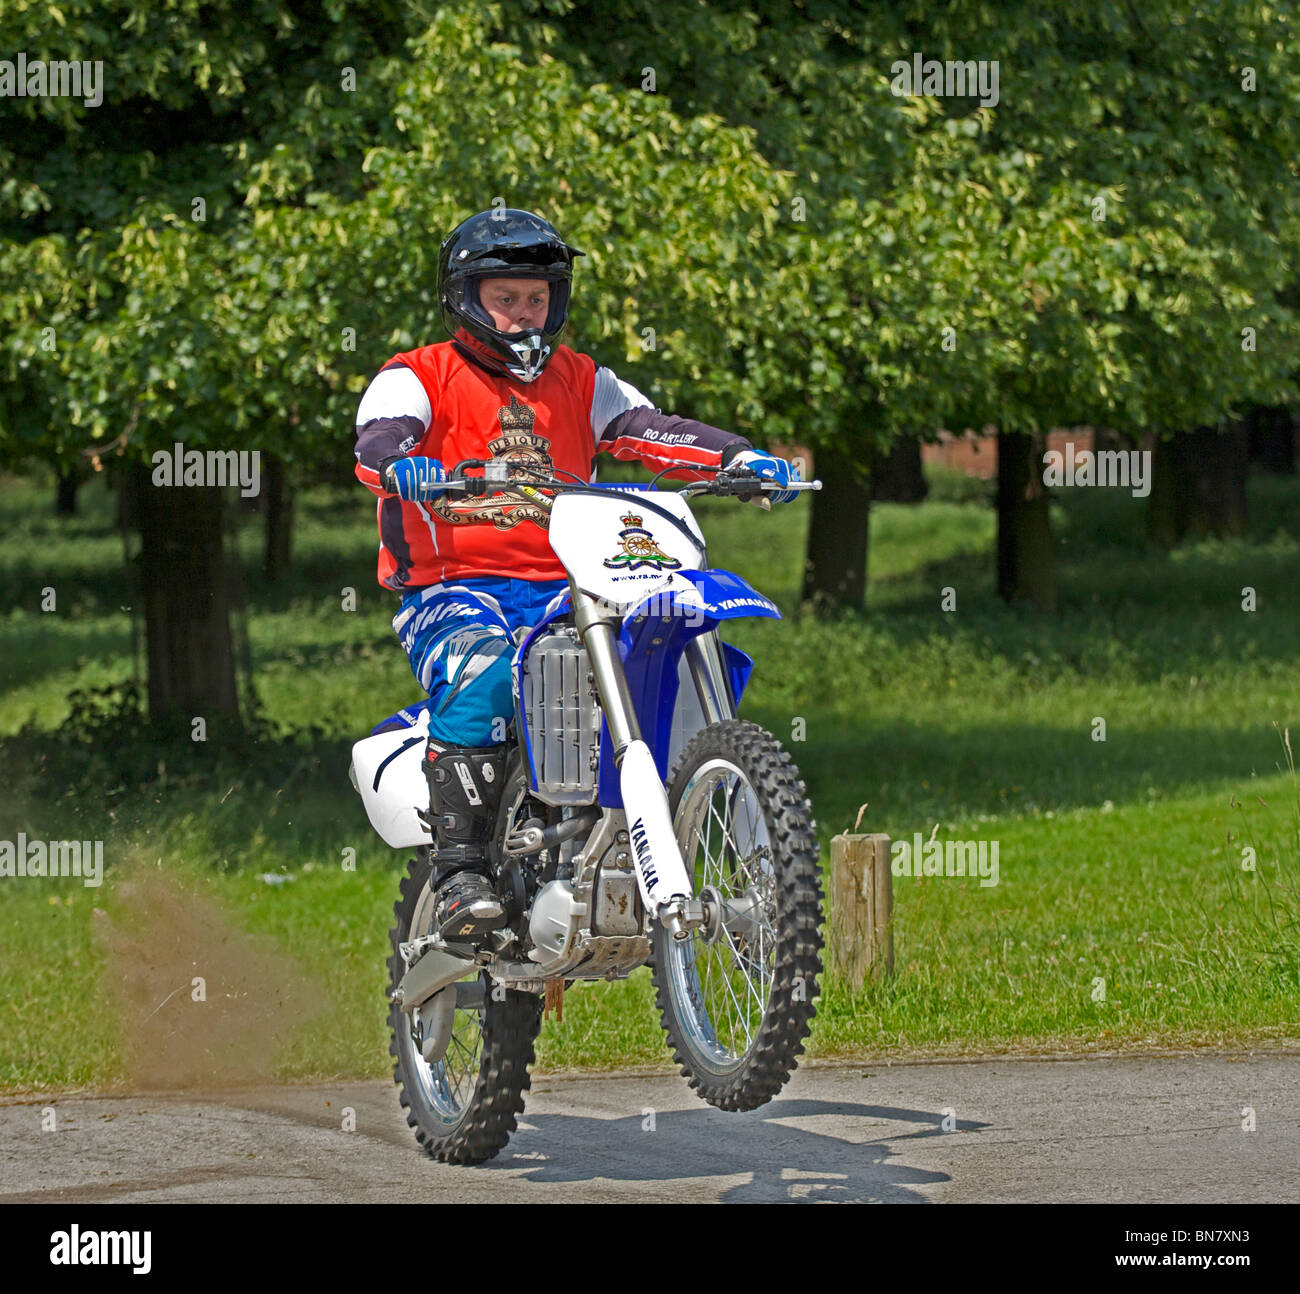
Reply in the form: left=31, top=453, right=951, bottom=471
left=921, top=428, right=1098, bottom=479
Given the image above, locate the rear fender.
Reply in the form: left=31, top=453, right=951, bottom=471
left=350, top=710, right=432, bottom=848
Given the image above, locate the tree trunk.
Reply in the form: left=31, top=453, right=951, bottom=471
left=1091, top=426, right=1129, bottom=455
left=1148, top=426, right=1249, bottom=544
left=55, top=471, right=82, bottom=516
left=801, top=441, right=870, bottom=612
left=263, top=454, right=294, bottom=581
left=1145, top=432, right=1180, bottom=545
left=128, top=462, right=241, bottom=735
left=1246, top=405, right=1296, bottom=475
left=996, top=430, right=1056, bottom=612
left=870, top=434, right=928, bottom=503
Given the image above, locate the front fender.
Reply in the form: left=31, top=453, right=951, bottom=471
left=596, top=569, right=776, bottom=806
left=626, top=568, right=781, bottom=626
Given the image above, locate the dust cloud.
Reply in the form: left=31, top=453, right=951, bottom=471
left=93, top=864, right=323, bottom=1089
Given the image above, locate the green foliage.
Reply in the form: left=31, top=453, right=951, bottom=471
left=1225, top=728, right=1300, bottom=986
left=541, top=0, right=1300, bottom=446
left=923, top=463, right=995, bottom=505
left=3, top=0, right=1296, bottom=479
left=0, top=0, right=791, bottom=472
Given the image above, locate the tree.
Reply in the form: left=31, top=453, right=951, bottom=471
left=1147, top=424, right=1251, bottom=544
left=0, top=0, right=792, bottom=723
left=1247, top=404, right=1297, bottom=475
left=542, top=0, right=1300, bottom=608
left=0, top=0, right=425, bottom=732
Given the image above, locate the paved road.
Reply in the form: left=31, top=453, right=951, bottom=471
left=1, top=1052, right=1295, bottom=1203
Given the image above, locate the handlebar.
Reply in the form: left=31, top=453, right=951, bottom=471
left=676, top=475, right=822, bottom=499
left=443, top=458, right=822, bottom=501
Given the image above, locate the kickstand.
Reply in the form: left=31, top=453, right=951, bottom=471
left=544, top=977, right=565, bottom=1022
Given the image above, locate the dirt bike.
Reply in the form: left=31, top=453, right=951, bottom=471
left=349, top=458, right=824, bottom=1164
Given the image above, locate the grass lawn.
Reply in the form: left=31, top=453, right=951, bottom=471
left=1, top=465, right=1297, bottom=1091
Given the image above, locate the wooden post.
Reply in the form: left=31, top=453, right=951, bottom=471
left=829, top=833, right=893, bottom=989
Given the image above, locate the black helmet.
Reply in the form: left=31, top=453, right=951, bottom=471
left=438, top=208, right=583, bottom=383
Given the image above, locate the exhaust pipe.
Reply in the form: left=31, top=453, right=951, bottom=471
left=395, top=945, right=476, bottom=1015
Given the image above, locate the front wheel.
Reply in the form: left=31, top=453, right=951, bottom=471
left=651, top=719, right=823, bottom=1111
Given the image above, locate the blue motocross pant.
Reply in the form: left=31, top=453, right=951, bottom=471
left=392, top=576, right=570, bottom=747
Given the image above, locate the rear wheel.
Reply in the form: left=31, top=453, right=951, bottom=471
left=651, top=720, right=822, bottom=1110
left=388, top=853, right=542, bottom=1164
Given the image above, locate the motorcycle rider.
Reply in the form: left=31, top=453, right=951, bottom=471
left=354, top=207, right=800, bottom=945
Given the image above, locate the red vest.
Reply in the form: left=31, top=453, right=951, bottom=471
left=376, top=342, right=596, bottom=588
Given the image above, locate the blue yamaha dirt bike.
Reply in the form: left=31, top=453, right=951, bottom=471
left=349, top=460, right=823, bottom=1164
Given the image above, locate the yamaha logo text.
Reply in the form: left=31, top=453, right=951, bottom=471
left=630, top=817, right=658, bottom=891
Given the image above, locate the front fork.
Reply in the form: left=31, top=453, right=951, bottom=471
left=682, top=628, right=738, bottom=725
left=570, top=584, right=736, bottom=939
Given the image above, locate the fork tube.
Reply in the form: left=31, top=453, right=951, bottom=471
left=571, top=585, right=641, bottom=759
left=685, top=630, right=737, bottom=723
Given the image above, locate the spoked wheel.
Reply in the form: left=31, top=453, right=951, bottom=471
left=388, top=853, right=542, bottom=1164
left=651, top=720, right=822, bottom=1111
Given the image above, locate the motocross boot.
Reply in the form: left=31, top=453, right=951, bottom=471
left=422, top=740, right=508, bottom=945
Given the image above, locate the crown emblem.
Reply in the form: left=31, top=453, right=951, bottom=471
left=488, top=394, right=550, bottom=457
left=620, top=513, right=643, bottom=529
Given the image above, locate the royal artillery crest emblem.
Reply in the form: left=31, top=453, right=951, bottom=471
left=603, top=512, right=682, bottom=572
left=432, top=394, right=554, bottom=529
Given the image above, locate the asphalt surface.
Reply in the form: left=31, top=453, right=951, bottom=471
left=1, top=1052, right=1295, bottom=1203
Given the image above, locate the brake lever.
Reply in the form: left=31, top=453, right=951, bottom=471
left=678, top=472, right=823, bottom=500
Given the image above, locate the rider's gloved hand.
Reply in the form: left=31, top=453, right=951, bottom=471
left=382, top=455, right=449, bottom=501
left=730, top=449, right=802, bottom=504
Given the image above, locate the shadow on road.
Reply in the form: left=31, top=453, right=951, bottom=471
left=475, top=1097, right=984, bottom=1203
